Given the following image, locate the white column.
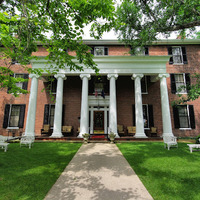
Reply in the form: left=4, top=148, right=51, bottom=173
left=107, top=74, right=119, bottom=138
left=132, top=74, right=147, bottom=138
left=25, top=74, right=39, bottom=136
left=158, top=74, right=174, bottom=137
left=51, top=74, right=66, bottom=138
left=78, top=74, right=91, bottom=138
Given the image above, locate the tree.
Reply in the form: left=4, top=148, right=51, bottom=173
left=115, top=0, right=200, bottom=52
left=0, top=0, right=115, bottom=96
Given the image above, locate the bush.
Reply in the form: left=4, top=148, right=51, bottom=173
left=195, top=135, right=200, bottom=144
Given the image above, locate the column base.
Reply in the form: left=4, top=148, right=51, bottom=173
left=134, top=133, right=148, bottom=138
left=50, top=132, right=63, bottom=138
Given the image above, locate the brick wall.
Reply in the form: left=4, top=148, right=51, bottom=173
left=1, top=44, right=200, bottom=137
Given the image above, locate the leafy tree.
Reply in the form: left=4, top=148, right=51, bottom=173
left=0, top=0, right=115, bottom=96
left=115, top=0, right=200, bottom=52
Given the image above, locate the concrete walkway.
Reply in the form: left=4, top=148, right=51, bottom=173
left=44, top=143, right=153, bottom=200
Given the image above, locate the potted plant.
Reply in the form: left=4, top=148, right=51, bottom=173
left=109, top=132, right=116, bottom=144
left=82, top=133, right=90, bottom=143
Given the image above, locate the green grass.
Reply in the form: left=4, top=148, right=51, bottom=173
left=117, top=142, right=200, bottom=200
left=0, top=142, right=82, bottom=200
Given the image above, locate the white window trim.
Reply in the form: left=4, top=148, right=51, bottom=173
left=175, top=73, right=187, bottom=94
left=172, top=46, right=183, bottom=65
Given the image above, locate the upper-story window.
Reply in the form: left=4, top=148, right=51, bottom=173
left=7, top=73, right=29, bottom=94
left=91, top=47, right=108, bottom=56
left=170, top=73, right=190, bottom=94
left=130, top=46, right=149, bottom=56
left=168, top=46, right=188, bottom=64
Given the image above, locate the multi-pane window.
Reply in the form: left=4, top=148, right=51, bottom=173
left=170, top=73, right=190, bottom=94
left=173, top=105, right=195, bottom=129
left=91, top=47, right=108, bottom=56
left=9, top=105, right=21, bottom=127
left=3, top=104, right=26, bottom=128
left=15, top=74, right=24, bottom=89
left=131, top=47, right=149, bottom=56
left=168, top=46, right=188, bottom=64
left=174, top=74, right=187, bottom=93
left=172, top=47, right=183, bottom=64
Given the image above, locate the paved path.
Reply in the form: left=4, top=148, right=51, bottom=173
left=44, top=143, right=153, bottom=200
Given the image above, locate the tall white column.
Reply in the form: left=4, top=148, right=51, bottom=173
left=132, top=74, right=147, bottom=138
left=107, top=74, right=119, bottom=138
left=158, top=74, right=174, bottom=137
left=51, top=74, right=66, bottom=138
left=25, top=74, right=39, bottom=136
left=78, top=74, right=91, bottom=138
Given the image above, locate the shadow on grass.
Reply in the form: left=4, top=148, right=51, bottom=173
left=117, top=142, right=200, bottom=200
left=0, top=142, right=82, bottom=200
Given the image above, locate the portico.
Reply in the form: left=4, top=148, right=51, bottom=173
left=25, top=56, right=174, bottom=138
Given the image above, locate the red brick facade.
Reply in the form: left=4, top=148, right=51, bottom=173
left=1, top=41, right=200, bottom=137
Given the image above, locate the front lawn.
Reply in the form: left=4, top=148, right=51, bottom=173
left=117, top=142, right=200, bottom=200
left=0, top=142, right=81, bottom=200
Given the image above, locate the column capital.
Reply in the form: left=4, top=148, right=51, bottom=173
left=80, top=74, right=91, bottom=80
left=54, top=73, right=66, bottom=80
left=131, top=74, right=144, bottom=80
left=107, top=74, right=118, bottom=80
left=29, top=74, right=40, bottom=79
left=158, top=73, right=169, bottom=79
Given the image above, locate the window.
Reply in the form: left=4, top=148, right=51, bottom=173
left=168, top=46, right=188, bottom=64
left=89, top=76, right=109, bottom=95
left=91, top=47, right=108, bottom=56
left=3, top=104, right=26, bottom=128
left=8, top=73, right=29, bottom=94
left=173, top=105, right=195, bottom=129
left=43, top=104, right=65, bottom=127
left=130, top=46, right=149, bottom=56
left=170, top=73, right=190, bottom=94
left=132, top=104, right=154, bottom=128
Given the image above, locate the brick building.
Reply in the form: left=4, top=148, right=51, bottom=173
left=1, top=39, right=200, bottom=138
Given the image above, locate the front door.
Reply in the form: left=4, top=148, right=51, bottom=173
left=94, top=111, right=104, bottom=133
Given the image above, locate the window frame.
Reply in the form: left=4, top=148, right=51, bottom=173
left=172, top=46, right=183, bottom=64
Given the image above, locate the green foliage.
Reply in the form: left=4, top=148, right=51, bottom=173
left=115, top=0, right=200, bottom=50
left=195, top=135, right=200, bottom=144
left=117, top=142, right=200, bottom=200
left=0, top=142, right=81, bottom=200
left=0, top=0, right=115, bottom=95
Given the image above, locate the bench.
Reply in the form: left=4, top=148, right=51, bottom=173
left=20, top=136, right=35, bottom=149
left=0, top=136, right=9, bottom=152
left=187, top=144, right=200, bottom=153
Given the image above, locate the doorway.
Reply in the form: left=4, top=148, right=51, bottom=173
left=94, top=111, right=104, bottom=133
